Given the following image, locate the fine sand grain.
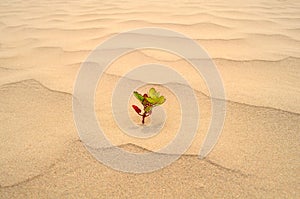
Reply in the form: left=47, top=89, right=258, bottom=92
left=0, top=0, right=299, bottom=198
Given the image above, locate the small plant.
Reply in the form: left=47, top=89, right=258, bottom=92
left=132, top=88, right=166, bottom=124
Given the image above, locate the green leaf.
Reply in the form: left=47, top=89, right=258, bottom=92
left=145, top=88, right=166, bottom=106
left=145, top=97, right=157, bottom=105
left=148, top=88, right=159, bottom=99
left=157, top=96, right=166, bottom=105
left=144, top=105, right=152, bottom=113
left=133, top=91, right=144, bottom=102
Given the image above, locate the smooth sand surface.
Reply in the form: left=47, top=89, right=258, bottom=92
left=1, top=0, right=299, bottom=198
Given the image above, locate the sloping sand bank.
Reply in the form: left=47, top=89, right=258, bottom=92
left=0, top=0, right=299, bottom=198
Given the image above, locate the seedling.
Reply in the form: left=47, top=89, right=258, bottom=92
left=132, top=88, right=166, bottom=124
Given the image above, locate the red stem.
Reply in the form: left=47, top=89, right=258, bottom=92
left=142, top=113, right=146, bottom=124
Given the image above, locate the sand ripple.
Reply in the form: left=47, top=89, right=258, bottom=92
left=0, top=0, right=299, bottom=197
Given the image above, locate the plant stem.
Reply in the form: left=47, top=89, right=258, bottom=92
left=142, top=112, right=146, bottom=124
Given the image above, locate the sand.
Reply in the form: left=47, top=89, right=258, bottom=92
left=0, top=0, right=299, bottom=198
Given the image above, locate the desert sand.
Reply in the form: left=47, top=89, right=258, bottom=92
left=0, top=0, right=299, bottom=198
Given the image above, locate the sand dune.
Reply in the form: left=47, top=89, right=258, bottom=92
left=0, top=79, right=299, bottom=198
left=0, top=0, right=299, bottom=198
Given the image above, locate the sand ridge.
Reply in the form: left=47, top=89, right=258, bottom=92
left=0, top=0, right=299, bottom=198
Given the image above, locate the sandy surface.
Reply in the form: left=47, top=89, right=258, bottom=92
left=0, top=0, right=299, bottom=198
